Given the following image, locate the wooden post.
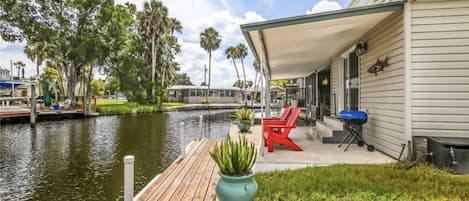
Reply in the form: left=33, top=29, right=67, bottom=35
left=30, top=83, right=36, bottom=128
left=199, top=115, right=204, bottom=140
left=124, top=155, right=135, bottom=201
left=180, top=122, right=185, bottom=158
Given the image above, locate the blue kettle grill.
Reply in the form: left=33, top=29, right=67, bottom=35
left=337, top=110, right=375, bottom=152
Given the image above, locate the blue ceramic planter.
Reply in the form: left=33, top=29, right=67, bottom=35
left=237, top=120, right=252, bottom=133
left=216, top=172, right=257, bottom=201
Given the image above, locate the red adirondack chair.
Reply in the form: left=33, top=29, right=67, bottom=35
left=262, top=106, right=291, bottom=129
left=263, top=108, right=303, bottom=152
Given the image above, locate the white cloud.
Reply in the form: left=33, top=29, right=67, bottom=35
left=0, top=39, right=9, bottom=49
left=177, top=10, right=265, bottom=87
left=306, top=0, right=342, bottom=14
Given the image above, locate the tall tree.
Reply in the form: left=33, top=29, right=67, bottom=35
left=138, top=0, right=169, bottom=98
left=236, top=43, right=248, bottom=104
left=225, top=46, right=241, bottom=86
left=24, top=40, right=47, bottom=77
left=199, top=27, right=221, bottom=101
left=13, top=61, right=25, bottom=78
left=168, top=18, right=182, bottom=37
left=1, top=0, right=112, bottom=105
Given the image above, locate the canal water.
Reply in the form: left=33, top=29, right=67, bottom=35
left=0, top=110, right=235, bottom=201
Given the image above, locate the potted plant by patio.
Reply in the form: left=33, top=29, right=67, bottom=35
left=235, top=108, right=252, bottom=133
left=210, top=136, right=257, bottom=201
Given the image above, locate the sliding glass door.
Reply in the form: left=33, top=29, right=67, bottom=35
left=343, top=52, right=359, bottom=111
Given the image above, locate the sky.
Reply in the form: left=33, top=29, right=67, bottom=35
left=0, top=0, right=350, bottom=87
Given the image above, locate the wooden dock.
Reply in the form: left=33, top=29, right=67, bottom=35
left=0, top=107, right=100, bottom=121
left=135, top=138, right=221, bottom=201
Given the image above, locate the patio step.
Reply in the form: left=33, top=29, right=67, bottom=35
left=323, top=116, right=344, bottom=131
left=316, top=117, right=351, bottom=144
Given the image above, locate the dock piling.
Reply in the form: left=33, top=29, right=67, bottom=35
left=30, top=83, right=36, bottom=128
left=180, top=122, right=185, bottom=158
left=199, top=115, right=203, bottom=140
left=124, top=155, right=135, bottom=201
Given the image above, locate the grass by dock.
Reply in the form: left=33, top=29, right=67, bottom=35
left=254, top=163, right=469, bottom=201
left=96, top=99, right=185, bottom=115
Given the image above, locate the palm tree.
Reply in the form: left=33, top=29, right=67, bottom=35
left=13, top=61, right=26, bottom=78
left=236, top=43, right=248, bottom=105
left=225, top=46, right=241, bottom=86
left=251, top=60, right=260, bottom=106
left=199, top=27, right=221, bottom=101
left=24, top=41, right=47, bottom=77
left=138, top=0, right=169, bottom=97
left=168, top=18, right=182, bottom=36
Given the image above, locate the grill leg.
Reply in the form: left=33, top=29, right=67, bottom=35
left=344, top=134, right=358, bottom=151
left=338, top=130, right=352, bottom=148
left=344, top=124, right=362, bottom=152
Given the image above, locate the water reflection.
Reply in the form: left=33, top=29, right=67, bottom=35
left=0, top=110, right=234, bottom=201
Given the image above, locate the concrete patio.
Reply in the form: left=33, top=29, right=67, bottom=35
left=229, top=124, right=395, bottom=173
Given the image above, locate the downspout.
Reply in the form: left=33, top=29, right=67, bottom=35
left=404, top=1, right=413, bottom=160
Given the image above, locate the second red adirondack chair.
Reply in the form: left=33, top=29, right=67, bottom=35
left=262, top=106, right=291, bottom=131
left=263, top=108, right=303, bottom=152
left=262, top=106, right=291, bottom=122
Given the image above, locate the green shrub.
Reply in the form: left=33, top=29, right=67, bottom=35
left=210, top=136, right=257, bottom=176
left=95, top=99, right=184, bottom=115
left=235, top=108, right=252, bottom=121
left=201, top=99, right=210, bottom=104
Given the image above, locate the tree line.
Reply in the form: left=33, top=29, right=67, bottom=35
left=0, top=0, right=181, bottom=106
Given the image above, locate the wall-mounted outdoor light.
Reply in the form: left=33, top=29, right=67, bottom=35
left=354, top=41, right=367, bottom=56
left=367, top=57, right=388, bottom=75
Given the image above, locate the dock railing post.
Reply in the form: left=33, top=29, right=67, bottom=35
left=180, top=122, right=185, bottom=158
left=124, top=155, right=134, bottom=201
left=199, top=115, right=203, bottom=140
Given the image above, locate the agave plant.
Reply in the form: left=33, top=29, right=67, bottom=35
left=210, top=136, right=257, bottom=176
left=235, top=108, right=252, bottom=121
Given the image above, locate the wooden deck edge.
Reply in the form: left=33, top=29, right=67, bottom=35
left=134, top=174, right=161, bottom=201
left=133, top=140, right=200, bottom=200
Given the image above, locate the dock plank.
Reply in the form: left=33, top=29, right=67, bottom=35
left=168, top=140, right=217, bottom=201
left=137, top=139, right=207, bottom=201
left=204, top=161, right=220, bottom=201
left=150, top=140, right=211, bottom=200
left=136, top=139, right=221, bottom=201
left=192, top=155, right=219, bottom=201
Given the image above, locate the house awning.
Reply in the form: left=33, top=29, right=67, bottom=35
left=241, top=1, right=404, bottom=80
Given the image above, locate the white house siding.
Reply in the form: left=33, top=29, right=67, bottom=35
left=330, top=57, right=340, bottom=115
left=359, top=11, right=406, bottom=158
left=410, top=0, right=469, bottom=138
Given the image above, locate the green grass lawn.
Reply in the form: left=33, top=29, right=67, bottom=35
left=95, top=99, right=185, bottom=115
left=255, top=163, right=469, bottom=201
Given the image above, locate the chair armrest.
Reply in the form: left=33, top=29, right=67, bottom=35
left=263, top=117, right=280, bottom=120
left=263, top=120, right=287, bottom=125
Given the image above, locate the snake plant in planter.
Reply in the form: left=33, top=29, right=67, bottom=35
left=235, top=108, right=252, bottom=133
left=210, top=136, right=257, bottom=201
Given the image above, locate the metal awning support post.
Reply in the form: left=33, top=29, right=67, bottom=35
left=259, top=31, right=265, bottom=157
left=258, top=30, right=271, bottom=118
left=265, top=76, right=271, bottom=118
